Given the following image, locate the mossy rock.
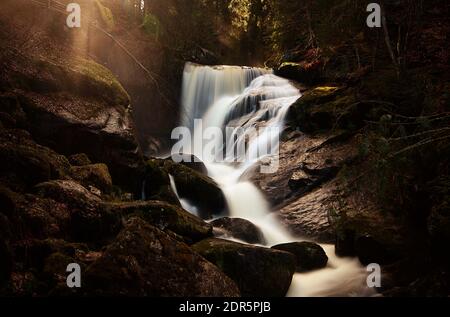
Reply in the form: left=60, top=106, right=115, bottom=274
left=13, top=239, right=89, bottom=272
left=276, top=61, right=323, bottom=85
left=0, top=129, right=71, bottom=191
left=34, top=180, right=121, bottom=243
left=272, top=242, right=328, bottom=272
left=287, top=86, right=369, bottom=133
left=104, top=200, right=213, bottom=243
left=68, top=153, right=92, bottom=166
left=69, top=163, right=113, bottom=194
left=43, top=252, right=79, bottom=287
left=152, top=159, right=227, bottom=219
left=83, top=217, right=240, bottom=296
left=192, top=238, right=296, bottom=297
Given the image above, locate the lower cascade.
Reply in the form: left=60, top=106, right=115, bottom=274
left=176, top=62, right=376, bottom=297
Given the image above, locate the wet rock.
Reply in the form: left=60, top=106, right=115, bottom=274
left=173, top=154, right=208, bottom=175
left=144, top=159, right=226, bottom=218
left=68, top=153, right=92, bottom=166
left=192, top=238, right=296, bottom=297
left=210, top=217, right=266, bottom=244
left=142, top=159, right=180, bottom=205
left=105, top=200, right=213, bottom=243
left=272, top=241, right=328, bottom=272
left=84, top=217, right=239, bottom=296
left=164, top=160, right=227, bottom=218
left=69, top=163, right=113, bottom=194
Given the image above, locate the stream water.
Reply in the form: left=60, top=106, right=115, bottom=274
left=173, top=62, right=375, bottom=297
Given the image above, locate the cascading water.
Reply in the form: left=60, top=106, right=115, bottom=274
left=175, top=62, right=375, bottom=297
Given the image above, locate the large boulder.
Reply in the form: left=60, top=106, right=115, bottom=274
left=83, top=217, right=240, bottom=296
left=34, top=180, right=121, bottom=243
left=275, top=61, right=322, bottom=85
left=0, top=129, right=71, bottom=191
left=287, top=86, right=373, bottom=133
left=210, top=217, right=266, bottom=244
left=143, top=159, right=227, bottom=218
left=163, top=160, right=227, bottom=219
left=68, top=153, right=92, bottom=166
left=192, top=238, right=296, bottom=297
left=69, top=163, right=113, bottom=194
left=19, top=195, right=71, bottom=240
left=4, top=53, right=144, bottom=192
left=105, top=200, right=213, bottom=243
left=272, top=242, right=328, bottom=272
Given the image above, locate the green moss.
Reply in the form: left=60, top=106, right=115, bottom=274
left=71, top=58, right=129, bottom=106
left=94, top=0, right=115, bottom=31
left=142, top=14, right=161, bottom=39
left=30, top=56, right=129, bottom=107
left=69, top=163, right=113, bottom=193
left=112, top=200, right=212, bottom=242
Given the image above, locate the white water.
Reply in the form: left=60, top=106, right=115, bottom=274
left=177, top=62, right=375, bottom=297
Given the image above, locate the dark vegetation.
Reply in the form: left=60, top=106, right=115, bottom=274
left=0, top=0, right=449, bottom=296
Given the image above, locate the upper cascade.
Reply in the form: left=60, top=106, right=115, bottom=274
left=180, top=62, right=272, bottom=129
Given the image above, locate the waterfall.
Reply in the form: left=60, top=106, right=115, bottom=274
left=176, top=62, right=375, bottom=297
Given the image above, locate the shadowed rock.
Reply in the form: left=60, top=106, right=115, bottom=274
left=272, top=241, right=328, bottom=272
left=83, top=218, right=240, bottom=297
left=211, top=217, right=266, bottom=244
left=192, top=238, right=295, bottom=297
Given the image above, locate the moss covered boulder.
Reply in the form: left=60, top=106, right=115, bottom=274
left=83, top=217, right=240, bottom=296
left=4, top=53, right=143, bottom=192
left=150, top=159, right=227, bottom=219
left=287, top=86, right=374, bottom=133
left=276, top=61, right=322, bottom=85
left=34, top=180, right=121, bottom=243
left=69, top=163, right=113, bottom=194
left=68, top=153, right=92, bottom=166
left=272, top=242, right=328, bottom=272
left=192, top=238, right=296, bottom=297
left=0, top=129, right=71, bottom=191
left=105, top=200, right=213, bottom=243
